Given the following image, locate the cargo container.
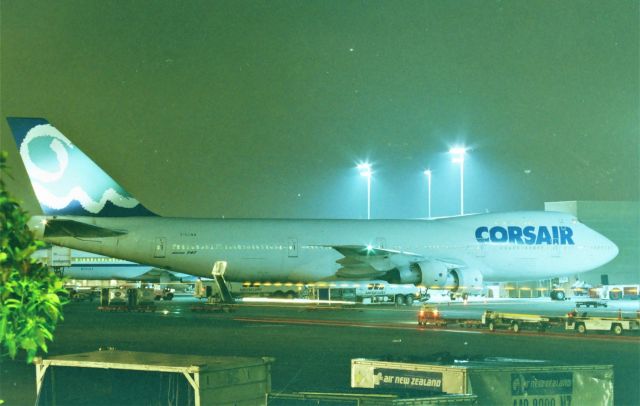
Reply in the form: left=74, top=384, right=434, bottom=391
left=267, top=392, right=478, bottom=405
left=351, top=358, right=613, bottom=405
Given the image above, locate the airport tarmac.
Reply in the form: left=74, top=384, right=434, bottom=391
left=1, top=296, right=638, bottom=405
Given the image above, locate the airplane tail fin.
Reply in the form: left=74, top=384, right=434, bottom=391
left=6, top=117, right=157, bottom=217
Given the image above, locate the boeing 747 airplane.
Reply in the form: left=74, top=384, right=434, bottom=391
left=7, top=117, right=619, bottom=295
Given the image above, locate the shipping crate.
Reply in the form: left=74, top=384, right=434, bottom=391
left=35, top=350, right=274, bottom=406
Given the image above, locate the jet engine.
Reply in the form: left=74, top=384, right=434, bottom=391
left=412, top=260, right=456, bottom=289
left=387, top=261, right=484, bottom=297
left=447, top=268, right=484, bottom=296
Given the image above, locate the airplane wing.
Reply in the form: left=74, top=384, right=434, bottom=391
left=319, top=244, right=426, bottom=279
left=317, top=244, right=470, bottom=281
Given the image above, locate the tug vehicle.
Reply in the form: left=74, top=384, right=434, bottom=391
left=417, top=305, right=447, bottom=327
left=565, top=310, right=640, bottom=335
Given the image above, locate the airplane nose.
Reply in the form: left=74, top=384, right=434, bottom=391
left=598, top=234, right=619, bottom=266
left=606, top=237, right=619, bottom=263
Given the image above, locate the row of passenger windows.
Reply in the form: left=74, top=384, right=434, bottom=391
left=170, top=244, right=334, bottom=251
left=170, top=243, right=598, bottom=252
left=73, top=257, right=128, bottom=263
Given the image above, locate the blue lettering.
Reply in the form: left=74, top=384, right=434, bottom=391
left=490, top=226, right=508, bottom=242
left=523, top=226, right=536, bottom=245
left=508, top=226, right=524, bottom=244
left=475, top=226, right=489, bottom=243
left=536, top=226, right=552, bottom=244
left=476, top=225, right=575, bottom=245
left=560, top=226, right=575, bottom=245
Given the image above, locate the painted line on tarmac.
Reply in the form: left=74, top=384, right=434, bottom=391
left=234, top=316, right=639, bottom=342
left=234, top=316, right=482, bottom=334
left=236, top=316, right=420, bottom=330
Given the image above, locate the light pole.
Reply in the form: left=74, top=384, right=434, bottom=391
left=449, top=147, right=466, bottom=215
left=423, top=169, right=432, bottom=219
left=357, top=163, right=372, bottom=219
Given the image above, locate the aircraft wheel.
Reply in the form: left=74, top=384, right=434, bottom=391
left=612, top=324, right=623, bottom=335
left=405, top=295, right=414, bottom=306
left=395, top=295, right=406, bottom=306
left=512, top=322, right=520, bottom=333
left=577, top=323, right=586, bottom=334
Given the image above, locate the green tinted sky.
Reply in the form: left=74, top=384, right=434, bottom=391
left=1, top=0, right=638, bottom=218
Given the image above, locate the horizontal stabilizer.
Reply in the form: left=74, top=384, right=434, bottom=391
left=44, top=219, right=127, bottom=238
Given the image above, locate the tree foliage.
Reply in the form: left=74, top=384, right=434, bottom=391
left=0, top=151, right=67, bottom=363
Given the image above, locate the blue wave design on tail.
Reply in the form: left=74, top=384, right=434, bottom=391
left=7, top=117, right=157, bottom=217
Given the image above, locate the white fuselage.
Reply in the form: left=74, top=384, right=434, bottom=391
left=29, top=211, right=618, bottom=284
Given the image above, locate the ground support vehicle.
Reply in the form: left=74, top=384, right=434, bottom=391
left=417, top=306, right=484, bottom=329
left=565, top=312, right=640, bottom=335
left=417, top=305, right=448, bottom=327
left=153, top=287, right=175, bottom=301
left=576, top=300, right=608, bottom=308
left=354, top=281, right=425, bottom=306
left=482, top=310, right=551, bottom=333
left=68, top=287, right=98, bottom=302
left=191, top=292, right=236, bottom=313
left=97, top=287, right=156, bottom=312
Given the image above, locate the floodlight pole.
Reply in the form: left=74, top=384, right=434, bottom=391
left=366, top=173, right=371, bottom=220
left=449, top=148, right=466, bottom=216
left=424, top=170, right=432, bottom=219
left=459, top=161, right=464, bottom=215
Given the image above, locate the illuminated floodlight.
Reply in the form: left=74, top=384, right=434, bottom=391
left=357, top=162, right=372, bottom=177
left=356, top=162, right=372, bottom=219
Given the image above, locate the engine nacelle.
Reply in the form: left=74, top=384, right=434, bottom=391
left=391, top=261, right=485, bottom=297
left=389, top=264, right=422, bottom=285
left=448, top=268, right=484, bottom=294
left=412, top=260, right=455, bottom=289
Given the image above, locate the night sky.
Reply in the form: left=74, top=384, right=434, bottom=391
left=1, top=1, right=638, bottom=219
